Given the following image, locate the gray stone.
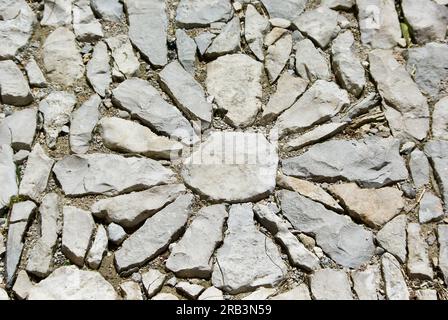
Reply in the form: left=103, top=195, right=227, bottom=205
left=198, top=287, right=224, bottom=300
left=322, top=0, right=355, bottom=10
left=242, top=287, right=276, bottom=300
left=270, top=284, right=311, bottom=300
left=53, top=153, right=175, bottom=196
left=70, top=94, right=100, bottom=154
left=351, top=265, right=380, bottom=300
left=176, top=0, right=233, bottom=28
left=328, top=183, right=404, bottom=229
left=72, top=0, right=103, bottom=41
left=105, top=35, right=140, bottom=78
left=9, top=201, right=36, bottom=224
left=278, top=190, right=375, bottom=268
left=87, top=42, right=111, bottom=97
left=261, top=72, right=308, bottom=123
left=142, top=269, right=166, bottom=298
left=195, top=32, right=215, bottom=56
left=269, top=18, right=291, bottom=29
left=120, top=281, right=143, bottom=300
left=176, top=29, right=197, bottom=74
left=92, top=184, right=185, bottom=228
left=42, top=27, right=84, bottom=86
left=27, top=266, right=118, bottom=300
left=112, top=78, right=197, bottom=145
left=0, top=60, right=33, bottom=106
left=266, top=34, right=292, bottom=83
left=0, top=0, right=36, bottom=59
left=125, top=0, right=168, bottom=67
left=0, top=288, right=8, bottom=300
left=294, top=39, right=331, bottom=82
left=285, top=122, right=347, bottom=151
left=407, top=222, right=433, bottom=280
left=19, top=143, right=54, bottom=202
left=264, top=27, right=287, bottom=47
left=205, top=16, right=241, bottom=59
left=206, top=54, right=263, bottom=127
left=91, top=0, right=123, bottom=22
left=99, top=117, right=183, bottom=160
left=13, top=150, right=29, bottom=164
left=356, top=0, right=401, bottom=49
left=424, top=140, right=448, bottom=212
left=416, top=289, right=438, bottom=300
left=245, top=5, right=269, bottom=61
left=294, top=7, right=340, bottom=49
left=282, top=137, right=408, bottom=188
left=260, top=0, right=306, bottom=21
left=406, top=43, right=448, bottom=101
left=274, top=80, right=350, bottom=138
left=376, top=214, right=407, bottom=264
left=381, top=252, right=410, bottom=300
left=25, top=59, right=47, bottom=88
left=310, top=269, right=353, bottom=300
left=402, top=0, right=448, bottom=44
left=39, top=91, right=77, bottom=148
left=6, top=220, right=29, bottom=285
left=166, top=204, right=228, bottom=278
left=152, top=293, right=179, bottom=300
left=182, top=132, right=278, bottom=203
left=176, top=282, right=204, bottom=299
left=211, top=204, right=287, bottom=294
left=419, top=192, right=444, bottom=224
left=114, top=194, right=193, bottom=273
left=107, top=223, right=127, bottom=245
left=159, top=61, right=213, bottom=125
left=41, top=0, right=72, bottom=26
left=0, top=233, right=5, bottom=257
left=433, top=97, right=448, bottom=140
left=331, top=30, right=366, bottom=97
left=438, top=225, right=448, bottom=284
left=254, top=203, right=320, bottom=271
left=25, top=240, right=53, bottom=278
left=409, top=149, right=430, bottom=188
left=62, top=206, right=95, bottom=266
left=86, top=225, right=108, bottom=269
left=12, top=270, right=33, bottom=300
left=0, top=108, right=37, bottom=151
left=370, top=49, right=429, bottom=141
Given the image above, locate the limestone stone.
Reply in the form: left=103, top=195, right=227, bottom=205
left=107, top=223, right=127, bottom=245
left=310, top=269, right=353, bottom=300
left=142, top=269, right=166, bottom=298
left=351, top=265, right=380, bottom=300
left=376, top=215, right=407, bottom=264
left=284, top=122, right=347, bottom=151
left=270, top=284, right=311, bottom=300
left=176, top=29, right=197, bottom=74
left=198, top=287, right=224, bottom=300
left=433, top=97, right=448, bottom=141
left=205, top=16, right=241, bottom=59
left=245, top=5, right=269, bottom=61
left=25, top=59, right=47, bottom=88
left=86, top=41, right=111, bottom=97
left=382, top=252, right=410, bottom=300
left=409, top=149, right=430, bottom=188
left=0, top=108, right=37, bottom=150
left=41, top=0, right=72, bottom=26
left=260, top=0, right=307, bottom=21
left=265, top=34, right=292, bottom=83
left=91, top=0, right=123, bottom=22
left=86, top=225, right=108, bottom=269
left=176, top=0, right=233, bottom=28
left=105, top=35, right=139, bottom=78
left=419, top=192, right=444, bottom=224
left=12, top=270, right=33, bottom=300
left=407, top=223, right=433, bottom=280
left=295, top=39, right=331, bottom=82
left=0, top=60, right=33, bottom=106
left=72, top=0, right=103, bottom=41
left=120, top=281, right=143, bottom=300
left=438, top=225, right=448, bottom=284
left=424, top=140, right=448, bottom=212
left=176, top=282, right=204, bottom=299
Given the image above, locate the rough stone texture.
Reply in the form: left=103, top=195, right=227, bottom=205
left=407, top=223, right=433, bottom=280
left=166, top=204, right=228, bottom=278
left=406, top=43, right=448, bottom=101
left=0, top=145, right=18, bottom=210
left=322, top=0, right=355, bottom=10
left=205, top=16, right=241, bottom=59
left=176, top=0, right=233, bottom=28
left=120, top=281, right=143, bottom=300
left=112, top=78, right=196, bottom=145
left=245, top=5, right=269, bottom=61
left=402, top=0, right=448, bottom=44
left=294, top=7, right=340, bottom=49
left=91, top=0, right=123, bottom=22
left=242, top=287, right=276, bottom=300
left=266, top=34, right=292, bottom=83
left=438, top=225, right=448, bottom=285
left=6, top=221, right=28, bottom=286
left=41, top=0, right=72, bottom=26
left=72, top=0, right=103, bottom=41
left=310, top=269, right=353, bottom=300
left=86, top=42, right=111, bottom=97
left=419, top=192, right=444, bottom=224
left=425, top=140, right=448, bottom=212
left=114, top=194, right=193, bottom=272
left=27, top=266, right=118, bottom=300
left=160, top=61, right=212, bottom=125
left=206, top=54, right=263, bottom=127
left=70, top=94, right=100, bottom=154
left=278, top=190, right=375, bottom=268
left=295, top=39, right=331, bottom=83
left=182, top=132, right=278, bottom=203
left=331, top=30, right=366, bottom=97
left=125, top=0, right=168, bottom=67
left=142, top=269, right=166, bottom=298
left=328, top=183, right=404, bottom=229
left=376, top=215, right=407, bottom=264
left=270, top=284, right=311, bottom=300
left=382, top=252, right=410, bottom=300
left=195, top=32, right=215, bottom=56
left=198, top=287, right=224, bottom=300
left=53, top=153, right=175, bottom=196
left=261, top=72, right=308, bottom=123
left=176, top=29, right=197, bottom=74
left=356, top=0, right=401, bottom=49
left=42, top=27, right=84, bottom=86
left=86, top=225, right=108, bottom=269
left=0, top=0, right=36, bottom=59
left=433, top=97, right=448, bottom=140
left=369, top=49, right=429, bottom=142
left=282, top=137, right=408, bottom=188
left=12, top=270, right=33, bottom=300
left=38, top=91, right=77, bottom=148
left=176, top=282, right=204, bottom=299
left=274, top=80, right=349, bottom=138
left=25, top=58, right=46, bottom=88
left=19, top=143, right=54, bottom=202
left=99, top=117, right=183, bottom=160
left=107, top=223, right=127, bottom=245
left=0, top=60, right=33, bottom=106
left=351, top=265, right=380, bottom=300
left=260, top=0, right=307, bottom=22
left=105, top=35, right=140, bottom=79
left=409, top=149, right=430, bottom=188
left=416, top=289, right=438, bottom=300
left=92, top=184, right=185, bottom=228
left=284, top=122, right=347, bottom=151
left=0, top=108, right=37, bottom=150
left=61, top=206, right=95, bottom=266
left=211, top=204, right=287, bottom=294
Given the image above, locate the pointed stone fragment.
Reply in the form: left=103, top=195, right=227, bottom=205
left=87, top=42, right=111, bottom=97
